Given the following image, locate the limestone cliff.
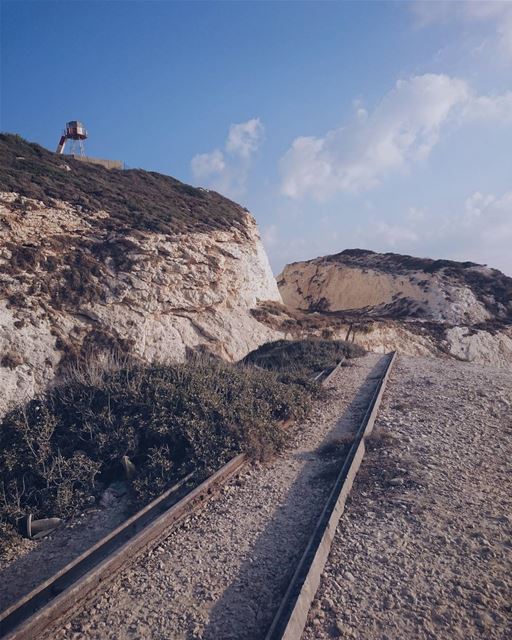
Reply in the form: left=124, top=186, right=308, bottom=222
left=0, top=135, right=282, bottom=416
left=274, top=249, right=512, bottom=367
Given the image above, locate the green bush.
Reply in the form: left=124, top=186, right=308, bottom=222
left=0, top=357, right=311, bottom=540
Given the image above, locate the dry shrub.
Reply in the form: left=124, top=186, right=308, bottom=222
left=365, top=427, right=400, bottom=453
left=0, top=354, right=312, bottom=546
left=317, top=434, right=355, bottom=459
left=0, top=521, right=18, bottom=561
left=1, top=350, right=24, bottom=369
left=242, top=338, right=365, bottom=381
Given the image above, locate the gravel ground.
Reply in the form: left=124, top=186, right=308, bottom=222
left=303, top=354, right=512, bottom=640
left=47, top=353, right=386, bottom=640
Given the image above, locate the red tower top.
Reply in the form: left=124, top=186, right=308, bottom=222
left=65, top=121, right=87, bottom=140
left=56, top=120, right=88, bottom=155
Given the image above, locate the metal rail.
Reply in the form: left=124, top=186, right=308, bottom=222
left=0, top=456, right=246, bottom=639
left=313, top=357, right=345, bottom=383
left=265, top=351, right=397, bottom=640
left=0, top=353, right=354, bottom=639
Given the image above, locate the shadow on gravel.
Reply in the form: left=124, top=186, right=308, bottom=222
left=201, top=356, right=390, bottom=640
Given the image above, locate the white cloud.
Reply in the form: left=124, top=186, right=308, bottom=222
left=462, top=92, right=512, bottom=123
left=357, top=191, right=512, bottom=275
left=413, top=1, right=512, bottom=62
left=191, top=118, right=264, bottom=198
left=280, top=74, right=469, bottom=200
left=261, top=224, right=279, bottom=248
left=406, top=206, right=427, bottom=222
left=463, top=191, right=512, bottom=245
left=441, top=191, right=512, bottom=274
left=368, top=221, right=419, bottom=248
left=226, top=118, right=264, bottom=158
left=190, top=149, right=225, bottom=179
left=280, top=73, right=512, bottom=201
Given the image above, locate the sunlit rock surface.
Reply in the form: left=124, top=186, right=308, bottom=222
left=276, top=249, right=512, bottom=367
left=0, top=134, right=288, bottom=415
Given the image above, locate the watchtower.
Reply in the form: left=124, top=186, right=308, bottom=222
left=56, top=121, right=88, bottom=156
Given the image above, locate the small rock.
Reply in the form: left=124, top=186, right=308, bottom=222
left=471, top=592, right=487, bottom=606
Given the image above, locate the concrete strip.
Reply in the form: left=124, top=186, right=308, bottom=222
left=322, top=357, right=346, bottom=385
left=280, top=440, right=366, bottom=640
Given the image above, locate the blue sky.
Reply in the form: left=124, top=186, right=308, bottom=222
left=1, top=1, right=511, bottom=275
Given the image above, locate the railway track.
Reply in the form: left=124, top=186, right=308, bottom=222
left=266, top=351, right=396, bottom=640
left=0, top=457, right=246, bottom=640
left=0, top=353, right=394, bottom=640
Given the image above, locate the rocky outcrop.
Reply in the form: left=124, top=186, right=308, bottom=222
left=338, top=322, right=512, bottom=366
left=0, top=136, right=283, bottom=416
left=276, top=249, right=512, bottom=368
left=444, top=326, right=512, bottom=368
left=279, top=249, right=512, bottom=325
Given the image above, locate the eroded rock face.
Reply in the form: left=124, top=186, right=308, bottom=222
left=444, top=326, right=512, bottom=368
left=277, top=249, right=512, bottom=367
left=278, top=249, right=512, bottom=325
left=335, top=322, right=512, bottom=366
left=0, top=191, right=282, bottom=416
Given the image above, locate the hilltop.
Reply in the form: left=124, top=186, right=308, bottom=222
left=0, top=134, right=282, bottom=416
left=0, top=134, right=247, bottom=236
left=279, top=248, right=512, bottom=326
left=253, top=249, right=512, bottom=367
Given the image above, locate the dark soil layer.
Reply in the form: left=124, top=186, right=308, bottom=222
left=0, top=134, right=247, bottom=235
left=324, top=248, right=481, bottom=274
left=0, top=356, right=314, bottom=555
left=252, top=301, right=383, bottom=337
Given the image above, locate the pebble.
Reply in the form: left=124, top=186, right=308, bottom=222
left=302, top=355, right=512, bottom=640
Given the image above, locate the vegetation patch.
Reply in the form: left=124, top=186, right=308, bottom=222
left=0, top=355, right=312, bottom=554
left=251, top=301, right=380, bottom=340
left=251, top=300, right=347, bottom=338
left=0, top=134, right=248, bottom=236
left=242, top=338, right=365, bottom=381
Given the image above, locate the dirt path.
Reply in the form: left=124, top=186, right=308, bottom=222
left=46, top=353, right=386, bottom=640
left=303, top=354, right=512, bottom=640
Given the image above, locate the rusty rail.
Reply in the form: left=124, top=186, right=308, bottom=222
left=0, top=353, right=352, bottom=639
left=265, top=351, right=397, bottom=640
left=0, top=455, right=246, bottom=639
